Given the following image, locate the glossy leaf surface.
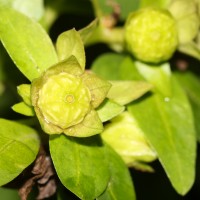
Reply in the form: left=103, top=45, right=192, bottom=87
left=0, top=8, right=58, bottom=81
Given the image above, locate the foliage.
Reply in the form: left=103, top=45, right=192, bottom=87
left=0, top=0, right=200, bottom=199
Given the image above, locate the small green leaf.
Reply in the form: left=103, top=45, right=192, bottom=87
left=97, top=99, right=125, bottom=122
left=17, top=84, right=31, bottom=106
left=96, top=144, right=136, bottom=200
left=0, top=119, right=40, bottom=186
left=128, top=76, right=196, bottom=195
left=82, top=71, right=111, bottom=108
left=0, top=0, right=44, bottom=21
left=64, top=109, right=103, bottom=137
left=91, top=53, right=125, bottom=80
left=49, top=134, right=110, bottom=200
left=0, top=7, right=58, bottom=81
left=56, top=28, right=85, bottom=70
left=135, top=61, right=172, bottom=97
left=107, top=80, right=152, bottom=105
left=79, top=19, right=99, bottom=46
left=12, top=102, right=34, bottom=116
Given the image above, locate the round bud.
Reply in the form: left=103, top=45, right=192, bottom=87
left=37, top=72, right=91, bottom=129
left=125, top=8, right=178, bottom=63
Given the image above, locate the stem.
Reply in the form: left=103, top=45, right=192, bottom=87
left=84, top=25, right=125, bottom=51
left=90, top=0, right=103, bottom=18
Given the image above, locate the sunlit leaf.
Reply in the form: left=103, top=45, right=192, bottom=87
left=0, top=0, right=44, bottom=21
left=0, top=8, right=58, bottom=81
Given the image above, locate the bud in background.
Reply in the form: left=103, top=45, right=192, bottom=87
left=168, top=0, right=199, bottom=44
left=125, top=8, right=178, bottom=64
left=101, top=112, right=157, bottom=168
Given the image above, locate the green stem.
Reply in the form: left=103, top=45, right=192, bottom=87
left=90, top=0, right=103, bottom=18
left=84, top=25, right=125, bottom=51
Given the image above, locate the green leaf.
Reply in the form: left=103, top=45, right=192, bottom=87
left=97, top=99, right=125, bottom=122
left=139, top=0, right=171, bottom=8
left=96, top=144, right=136, bottom=200
left=12, top=102, right=34, bottom=116
left=0, top=7, right=58, bottom=81
left=0, top=119, right=40, bottom=186
left=169, top=0, right=199, bottom=44
left=118, top=56, right=145, bottom=81
left=135, top=61, right=172, bottom=97
left=56, top=28, right=85, bottom=70
left=0, top=188, right=20, bottom=200
left=101, top=112, right=157, bottom=165
left=49, top=134, right=110, bottom=200
left=174, top=71, right=200, bottom=142
left=91, top=53, right=125, bottom=80
left=17, top=84, right=31, bottom=106
left=82, top=71, right=111, bottom=108
left=107, top=80, right=152, bottom=105
left=64, top=109, right=104, bottom=137
left=178, top=42, right=200, bottom=61
left=0, top=0, right=44, bottom=21
left=79, top=19, right=99, bottom=46
left=128, top=76, right=196, bottom=195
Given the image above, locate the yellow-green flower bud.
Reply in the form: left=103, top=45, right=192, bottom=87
left=31, top=56, right=111, bottom=137
left=37, top=73, right=91, bottom=129
left=101, top=112, right=157, bottom=165
left=125, top=8, right=178, bottom=63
